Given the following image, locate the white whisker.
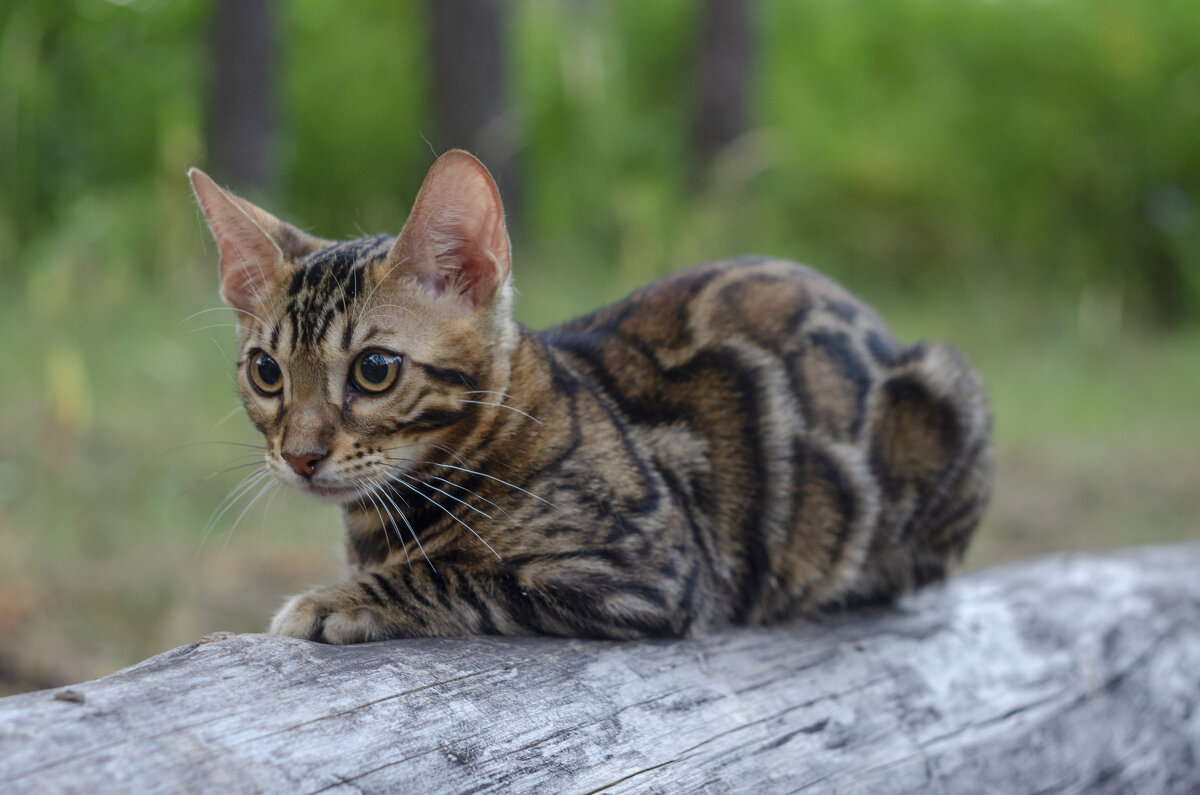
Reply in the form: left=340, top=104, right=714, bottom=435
left=223, top=478, right=279, bottom=553
left=396, top=471, right=491, bottom=519
left=423, top=473, right=511, bottom=518
left=385, top=456, right=556, bottom=508
left=257, top=478, right=283, bottom=538
left=358, top=303, right=417, bottom=325
left=386, top=478, right=502, bottom=562
left=458, top=399, right=541, bottom=424
left=198, top=468, right=274, bottom=555
left=463, top=390, right=517, bottom=400
left=374, top=482, right=435, bottom=571
left=353, top=477, right=396, bottom=561
left=189, top=323, right=243, bottom=333
left=359, top=257, right=412, bottom=320
left=200, top=460, right=269, bottom=482
left=209, top=406, right=248, bottom=432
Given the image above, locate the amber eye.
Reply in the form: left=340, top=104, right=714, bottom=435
left=351, top=350, right=401, bottom=393
left=248, top=351, right=283, bottom=396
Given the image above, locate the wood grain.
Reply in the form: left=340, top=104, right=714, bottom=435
left=2, top=544, right=1197, bottom=793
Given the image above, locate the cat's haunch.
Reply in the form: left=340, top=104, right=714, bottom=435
left=191, top=150, right=993, bottom=643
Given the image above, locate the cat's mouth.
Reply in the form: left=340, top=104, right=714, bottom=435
left=291, top=478, right=360, bottom=504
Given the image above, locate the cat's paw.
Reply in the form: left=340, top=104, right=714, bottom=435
left=268, top=588, right=385, bottom=644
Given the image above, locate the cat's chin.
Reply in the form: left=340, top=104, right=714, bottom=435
left=294, top=481, right=360, bottom=505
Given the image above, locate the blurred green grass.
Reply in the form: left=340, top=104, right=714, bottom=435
left=1, top=0, right=1198, bottom=693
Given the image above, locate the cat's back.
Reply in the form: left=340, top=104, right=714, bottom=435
left=539, top=256, right=895, bottom=398
left=538, top=257, right=992, bottom=621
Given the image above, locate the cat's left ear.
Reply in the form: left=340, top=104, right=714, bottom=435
left=189, top=168, right=328, bottom=315
left=384, top=150, right=511, bottom=310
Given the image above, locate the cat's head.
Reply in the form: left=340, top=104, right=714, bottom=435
left=190, top=151, right=516, bottom=504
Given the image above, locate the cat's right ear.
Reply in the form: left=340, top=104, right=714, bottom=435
left=384, top=150, right=511, bottom=311
left=188, top=169, right=324, bottom=316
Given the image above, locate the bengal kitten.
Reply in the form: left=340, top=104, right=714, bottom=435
left=189, top=150, right=992, bottom=643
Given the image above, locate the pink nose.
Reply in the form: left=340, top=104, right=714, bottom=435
left=282, top=451, right=327, bottom=477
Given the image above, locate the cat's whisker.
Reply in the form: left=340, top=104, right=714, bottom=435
left=395, top=471, right=491, bottom=520
left=257, top=477, right=283, bottom=538
left=423, top=473, right=511, bottom=519
left=179, top=306, right=231, bottom=324
left=354, top=259, right=398, bottom=322
left=358, top=303, right=417, bottom=324
left=358, top=256, right=413, bottom=320
left=206, top=467, right=272, bottom=523
left=352, top=477, right=396, bottom=560
left=385, top=478, right=502, bottom=562
left=222, top=478, right=281, bottom=553
left=179, top=305, right=260, bottom=327
left=170, top=439, right=266, bottom=452
left=370, top=484, right=414, bottom=569
left=198, top=468, right=274, bottom=554
left=200, top=459, right=272, bottom=483
left=458, top=399, right=542, bottom=424
left=207, top=338, right=242, bottom=390
left=462, top=390, right=520, bottom=402
left=373, top=482, right=436, bottom=572
left=379, top=440, right=473, bottom=469
left=210, top=405, right=248, bottom=433
left=182, top=303, right=273, bottom=331
left=209, top=338, right=236, bottom=369
left=384, top=456, right=556, bottom=508
left=424, top=441, right=476, bottom=468
left=377, top=460, right=510, bottom=520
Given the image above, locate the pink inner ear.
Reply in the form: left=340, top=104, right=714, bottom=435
left=388, top=151, right=511, bottom=310
left=190, top=168, right=283, bottom=314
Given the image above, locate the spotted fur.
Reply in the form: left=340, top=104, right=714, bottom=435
left=190, top=151, right=992, bottom=643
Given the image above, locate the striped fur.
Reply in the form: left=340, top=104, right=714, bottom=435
left=191, top=151, right=993, bottom=643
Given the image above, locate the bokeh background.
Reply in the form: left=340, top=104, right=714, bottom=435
left=1, top=0, right=1197, bottom=695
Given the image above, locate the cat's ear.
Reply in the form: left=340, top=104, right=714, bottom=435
left=385, top=150, right=511, bottom=310
left=188, top=168, right=325, bottom=315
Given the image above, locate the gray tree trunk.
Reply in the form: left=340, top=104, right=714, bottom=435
left=427, top=0, right=517, bottom=216
left=206, top=0, right=277, bottom=193
left=692, top=0, right=756, bottom=174
left=1, top=544, right=1198, bottom=793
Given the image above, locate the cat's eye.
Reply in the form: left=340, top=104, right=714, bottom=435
left=248, top=351, right=283, bottom=396
left=351, top=350, right=402, bottom=394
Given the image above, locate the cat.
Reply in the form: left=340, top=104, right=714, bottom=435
left=189, top=150, right=993, bottom=643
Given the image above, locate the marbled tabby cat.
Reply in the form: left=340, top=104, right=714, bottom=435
left=190, top=150, right=993, bottom=643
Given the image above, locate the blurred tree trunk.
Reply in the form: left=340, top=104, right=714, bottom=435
left=206, top=0, right=277, bottom=194
left=427, top=0, right=517, bottom=220
left=691, top=0, right=756, bottom=177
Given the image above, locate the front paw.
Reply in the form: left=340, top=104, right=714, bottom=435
left=268, top=587, right=386, bottom=644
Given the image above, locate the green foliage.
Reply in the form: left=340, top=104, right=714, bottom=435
left=3, top=0, right=1198, bottom=321
left=0, top=0, right=207, bottom=276
left=757, top=0, right=1200, bottom=323
left=280, top=0, right=430, bottom=237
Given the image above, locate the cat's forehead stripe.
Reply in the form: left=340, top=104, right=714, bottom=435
left=281, top=234, right=396, bottom=350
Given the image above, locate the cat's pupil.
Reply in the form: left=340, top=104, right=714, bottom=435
left=256, top=354, right=281, bottom=386
left=360, top=353, right=391, bottom=384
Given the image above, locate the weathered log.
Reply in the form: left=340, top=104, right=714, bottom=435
left=1, top=544, right=1198, bottom=793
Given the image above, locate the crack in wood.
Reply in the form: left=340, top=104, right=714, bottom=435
left=249, top=653, right=546, bottom=743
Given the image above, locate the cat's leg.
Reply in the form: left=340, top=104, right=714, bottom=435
left=845, top=342, right=993, bottom=603
left=268, top=556, right=693, bottom=642
left=268, top=563, right=504, bottom=642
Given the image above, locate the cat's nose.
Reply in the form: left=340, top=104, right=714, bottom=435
left=282, top=450, right=327, bottom=478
